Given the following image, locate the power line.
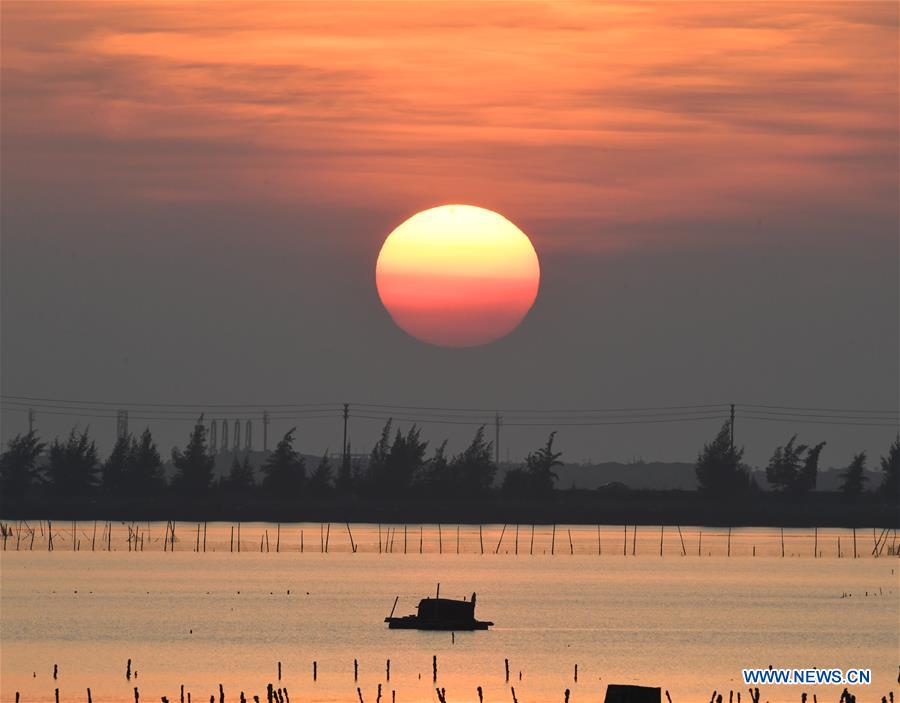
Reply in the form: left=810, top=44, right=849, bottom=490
left=742, top=403, right=898, bottom=415
left=737, top=414, right=897, bottom=428
left=354, top=401, right=728, bottom=414
left=353, top=413, right=729, bottom=427
left=0, top=394, right=336, bottom=410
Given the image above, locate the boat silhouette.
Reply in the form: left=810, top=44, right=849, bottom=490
left=384, top=586, right=493, bottom=631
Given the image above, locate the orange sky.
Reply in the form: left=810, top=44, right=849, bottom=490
left=1, top=1, right=898, bottom=463
left=2, top=1, right=897, bottom=254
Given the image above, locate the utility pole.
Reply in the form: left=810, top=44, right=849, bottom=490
left=342, top=403, right=350, bottom=471
left=262, top=411, right=270, bottom=452
left=28, top=408, right=35, bottom=434
left=494, top=412, right=502, bottom=465
left=116, top=410, right=129, bottom=441
left=729, top=403, right=735, bottom=454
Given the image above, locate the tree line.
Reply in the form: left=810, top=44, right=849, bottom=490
left=0, top=418, right=897, bottom=503
left=0, top=417, right=563, bottom=501
left=694, top=422, right=898, bottom=500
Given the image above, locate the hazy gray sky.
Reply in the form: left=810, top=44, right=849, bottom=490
left=2, top=2, right=897, bottom=468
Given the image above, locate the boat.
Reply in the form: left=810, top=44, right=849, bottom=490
left=384, top=587, right=493, bottom=631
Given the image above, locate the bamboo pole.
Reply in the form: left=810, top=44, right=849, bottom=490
left=495, top=524, right=507, bottom=554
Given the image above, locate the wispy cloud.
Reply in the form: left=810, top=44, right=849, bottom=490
left=2, top=1, right=896, bottom=251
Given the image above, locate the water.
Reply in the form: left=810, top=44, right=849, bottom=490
left=1, top=523, right=897, bottom=703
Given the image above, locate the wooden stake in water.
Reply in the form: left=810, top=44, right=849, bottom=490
left=346, top=523, right=357, bottom=553
left=551, top=524, right=556, bottom=555
left=853, top=527, right=857, bottom=558
left=677, top=525, right=686, bottom=556
left=438, top=524, right=442, bottom=554
left=495, top=524, right=507, bottom=554
left=660, top=525, right=664, bottom=556
left=781, top=527, right=785, bottom=558
left=516, top=524, right=520, bottom=555
left=632, top=524, right=637, bottom=556
left=479, top=525, right=484, bottom=555
left=727, top=527, right=732, bottom=557
left=567, top=529, right=574, bottom=555
left=419, top=525, right=423, bottom=554
left=530, top=525, right=535, bottom=555
left=814, top=526, right=817, bottom=558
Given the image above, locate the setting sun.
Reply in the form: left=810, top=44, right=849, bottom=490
left=376, top=205, right=540, bottom=347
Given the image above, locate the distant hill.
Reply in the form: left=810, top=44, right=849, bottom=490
left=536, top=461, right=884, bottom=492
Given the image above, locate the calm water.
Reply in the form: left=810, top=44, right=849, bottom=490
left=1, top=523, right=897, bottom=703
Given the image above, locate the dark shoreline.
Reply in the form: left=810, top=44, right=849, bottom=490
left=2, top=491, right=897, bottom=528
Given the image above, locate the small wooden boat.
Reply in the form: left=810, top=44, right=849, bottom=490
left=384, top=588, right=493, bottom=631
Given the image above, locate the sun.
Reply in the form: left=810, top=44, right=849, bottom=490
left=376, top=204, right=540, bottom=347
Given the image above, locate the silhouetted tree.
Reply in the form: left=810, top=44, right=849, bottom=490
left=879, top=435, right=899, bottom=499
left=308, top=453, right=333, bottom=494
left=0, top=430, right=45, bottom=499
left=695, top=422, right=751, bottom=497
left=260, top=428, right=306, bottom=495
left=418, top=440, right=451, bottom=495
left=128, top=428, right=165, bottom=495
left=503, top=432, right=562, bottom=496
left=765, top=436, right=825, bottom=496
left=102, top=435, right=131, bottom=496
left=171, top=418, right=215, bottom=497
left=224, top=453, right=256, bottom=492
left=839, top=452, right=867, bottom=499
left=46, top=428, right=100, bottom=496
left=336, top=444, right=353, bottom=494
left=367, top=420, right=428, bottom=494
left=450, top=426, right=496, bottom=495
